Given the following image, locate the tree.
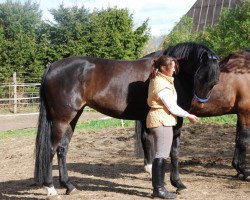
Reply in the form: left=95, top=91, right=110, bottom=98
left=48, top=6, right=149, bottom=60
left=163, top=16, right=198, bottom=47
left=0, top=2, right=150, bottom=83
left=0, top=0, right=44, bottom=82
left=162, top=1, right=249, bottom=57
left=48, top=4, right=91, bottom=59
left=198, top=0, right=250, bottom=56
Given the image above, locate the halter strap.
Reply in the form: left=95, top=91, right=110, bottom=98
left=193, top=93, right=209, bottom=103
left=208, top=55, right=218, bottom=60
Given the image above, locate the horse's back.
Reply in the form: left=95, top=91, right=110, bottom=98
left=43, top=56, right=152, bottom=119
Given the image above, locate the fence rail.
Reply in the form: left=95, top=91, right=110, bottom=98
left=0, top=72, right=97, bottom=115
left=0, top=72, right=40, bottom=114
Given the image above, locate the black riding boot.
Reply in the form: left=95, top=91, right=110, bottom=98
left=152, top=158, right=177, bottom=199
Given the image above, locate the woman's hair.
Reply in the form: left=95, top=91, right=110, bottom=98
left=149, top=55, right=179, bottom=79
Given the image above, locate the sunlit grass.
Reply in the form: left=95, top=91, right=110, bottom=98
left=184, top=114, right=237, bottom=125
left=0, top=119, right=135, bottom=140
left=0, top=115, right=237, bottom=140
left=75, top=118, right=135, bottom=130
left=0, top=127, right=36, bottom=140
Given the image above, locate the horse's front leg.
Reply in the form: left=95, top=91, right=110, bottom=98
left=232, top=119, right=250, bottom=179
left=170, top=119, right=187, bottom=192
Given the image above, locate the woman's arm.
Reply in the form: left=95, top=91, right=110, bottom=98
left=158, top=88, right=190, bottom=117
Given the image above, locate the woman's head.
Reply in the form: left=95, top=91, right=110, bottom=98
left=150, top=55, right=179, bottom=78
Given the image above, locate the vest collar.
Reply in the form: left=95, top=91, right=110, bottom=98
left=157, top=72, right=174, bottom=84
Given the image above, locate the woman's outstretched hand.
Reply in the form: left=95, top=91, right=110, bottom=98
left=187, top=114, right=199, bottom=123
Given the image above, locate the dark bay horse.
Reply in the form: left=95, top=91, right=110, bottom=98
left=138, top=49, right=250, bottom=193
left=34, top=42, right=220, bottom=198
left=190, top=50, right=250, bottom=179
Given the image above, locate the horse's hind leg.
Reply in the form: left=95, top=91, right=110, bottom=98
left=232, top=120, right=241, bottom=176
left=232, top=117, right=250, bottom=179
left=57, top=108, right=84, bottom=195
left=57, top=132, right=76, bottom=195
left=44, top=120, right=73, bottom=197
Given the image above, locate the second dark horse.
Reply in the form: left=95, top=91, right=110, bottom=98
left=137, top=49, right=250, bottom=193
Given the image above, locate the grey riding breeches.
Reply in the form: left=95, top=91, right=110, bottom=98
left=149, top=125, right=173, bottom=159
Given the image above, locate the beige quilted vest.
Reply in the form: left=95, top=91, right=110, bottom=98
left=146, top=72, right=177, bottom=128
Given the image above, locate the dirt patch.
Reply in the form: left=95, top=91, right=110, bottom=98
left=0, top=122, right=249, bottom=200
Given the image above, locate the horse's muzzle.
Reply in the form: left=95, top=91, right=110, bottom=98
left=191, top=98, right=204, bottom=109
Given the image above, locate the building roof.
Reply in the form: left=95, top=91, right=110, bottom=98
left=186, top=0, right=244, bottom=32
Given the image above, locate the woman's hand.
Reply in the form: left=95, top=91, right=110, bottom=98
left=187, top=114, right=199, bottom=123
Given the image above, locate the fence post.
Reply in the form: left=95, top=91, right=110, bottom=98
left=13, top=72, right=17, bottom=113
left=121, top=119, right=124, bottom=127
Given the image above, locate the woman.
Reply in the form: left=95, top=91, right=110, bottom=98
left=146, top=55, right=198, bottom=199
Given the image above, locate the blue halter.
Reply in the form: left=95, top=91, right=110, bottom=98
left=193, top=93, right=209, bottom=103
left=208, top=55, right=218, bottom=60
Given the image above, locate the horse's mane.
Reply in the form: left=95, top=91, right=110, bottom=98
left=143, top=42, right=219, bottom=62
left=142, top=50, right=164, bottom=58
left=163, top=42, right=218, bottom=60
left=162, top=42, right=219, bottom=85
left=220, top=50, right=250, bottom=73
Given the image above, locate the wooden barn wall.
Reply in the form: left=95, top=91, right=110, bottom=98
left=185, top=0, right=244, bottom=32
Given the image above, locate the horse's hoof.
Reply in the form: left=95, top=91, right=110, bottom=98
left=45, top=195, right=62, bottom=200
left=66, top=188, right=80, bottom=195
left=176, top=187, right=188, bottom=195
left=235, top=172, right=242, bottom=178
left=144, top=164, right=152, bottom=177
left=170, top=179, right=187, bottom=190
left=243, top=172, right=250, bottom=181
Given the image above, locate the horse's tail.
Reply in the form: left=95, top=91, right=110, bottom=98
left=134, top=120, right=144, bottom=158
left=34, top=64, right=52, bottom=185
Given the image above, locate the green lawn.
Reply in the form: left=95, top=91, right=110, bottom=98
left=0, top=115, right=237, bottom=140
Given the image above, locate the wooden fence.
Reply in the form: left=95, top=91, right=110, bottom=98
left=0, top=72, right=40, bottom=114
left=0, top=72, right=100, bottom=115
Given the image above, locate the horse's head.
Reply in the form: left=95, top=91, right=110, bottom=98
left=192, top=51, right=220, bottom=108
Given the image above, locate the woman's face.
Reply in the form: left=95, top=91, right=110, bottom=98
left=161, top=61, right=176, bottom=77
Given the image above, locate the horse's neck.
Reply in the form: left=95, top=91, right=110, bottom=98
left=175, top=82, right=194, bottom=110
left=175, top=64, right=195, bottom=110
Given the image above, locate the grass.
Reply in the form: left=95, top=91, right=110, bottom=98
left=76, top=118, right=135, bottom=130
left=0, top=115, right=237, bottom=140
left=0, top=127, right=37, bottom=140
left=198, top=114, right=237, bottom=124
left=185, top=114, right=237, bottom=125
left=0, top=118, right=135, bottom=140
